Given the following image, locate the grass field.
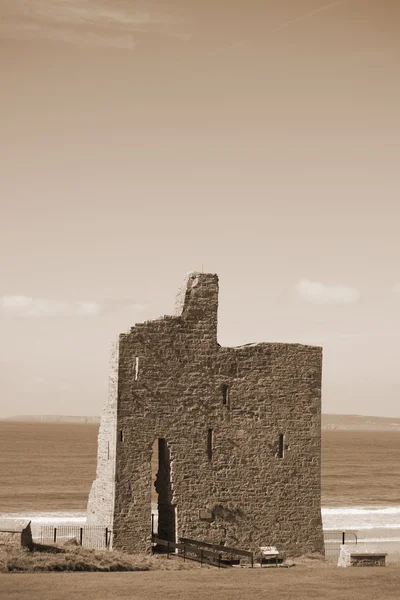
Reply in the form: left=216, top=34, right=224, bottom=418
left=1, top=566, right=400, bottom=600
left=0, top=542, right=200, bottom=574
left=1, top=421, right=400, bottom=511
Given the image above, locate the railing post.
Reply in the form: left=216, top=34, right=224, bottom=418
left=218, top=553, right=221, bottom=569
left=342, top=532, right=345, bottom=545
left=79, top=527, right=83, bottom=546
left=251, top=553, right=254, bottom=568
left=54, top=528, right=57, bottom=544
left=105, top=527, right=108, bottom=549
left=200, top=549, right=203, bottom=566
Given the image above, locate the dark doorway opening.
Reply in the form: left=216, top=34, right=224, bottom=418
left=152, top=438, right=176, bottom=552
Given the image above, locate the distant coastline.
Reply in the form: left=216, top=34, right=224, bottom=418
left=0, top=415, right=100, bottom=424
left=321, top=413, right=400, bottom=432
left=2, top=413, right=400, bottom=431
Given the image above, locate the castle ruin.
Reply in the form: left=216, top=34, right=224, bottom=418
left=87, top=273, right=324, bottom=556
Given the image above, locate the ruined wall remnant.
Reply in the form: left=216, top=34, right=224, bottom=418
left=87, top=339, right=119, bottom=527
left=87, top=273, right=324, bottom=556
left=0, top=521, right=33, bottom=551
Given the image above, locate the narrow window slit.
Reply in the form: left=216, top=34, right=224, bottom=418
left=207, top=429, right=213, bottom=460
left=134, top=356, right=139, bottom=381
left=278, top=434, right=285, bottom=459
left=222, top=384, right=229, bottom=406
left=119, top=430, right=124, bottom=443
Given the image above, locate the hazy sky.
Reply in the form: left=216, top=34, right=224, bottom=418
left=1, top=1, right=400, bottom=418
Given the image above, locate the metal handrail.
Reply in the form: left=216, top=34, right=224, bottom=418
left=152, top=535, right=254, bottom=568
left=179, top=537, right=254, bottom=559
left=341, top=531, right=358, bottom=545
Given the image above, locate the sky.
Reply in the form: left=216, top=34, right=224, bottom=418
left=1, top=0, right=400, bottom=418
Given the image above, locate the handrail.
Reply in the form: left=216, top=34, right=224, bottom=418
left=152, top=535, right=254, bottom=568
left=345, top=532, right=358, bottom=544
left=179, top=537, right=253, bottom=559
left=340, top=531, right=358, bottom=545
left=152, top=535, right=224, bottom=567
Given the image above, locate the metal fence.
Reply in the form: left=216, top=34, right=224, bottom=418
left=324, top=530, right=358, bottom=561
left=37, top=526, right=361, bottom=559
left=40, top=526, right=112, bottom=550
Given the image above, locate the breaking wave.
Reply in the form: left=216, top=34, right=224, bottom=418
left=322, top=507, right=400, bottom=516
left=322, top=506, right=400, bottom=532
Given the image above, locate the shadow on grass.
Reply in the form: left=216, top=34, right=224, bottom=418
left=31, top=542, right=66, bottom=554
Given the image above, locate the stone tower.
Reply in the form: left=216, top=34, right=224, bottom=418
left=87, top=273, right=324, bottom=556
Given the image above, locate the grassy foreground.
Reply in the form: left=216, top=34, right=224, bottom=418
left=0, top=542, right=199, bottom=574
left=1, top=544, right=399, bottom=600
left=1, top=566, right=400, bottom=600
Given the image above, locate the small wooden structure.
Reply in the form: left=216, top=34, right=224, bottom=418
left=337, top=544, right=387, bottom=567
left=260, top=546, right=280, bottom=566
left=0, top=520, right=33, bottom=551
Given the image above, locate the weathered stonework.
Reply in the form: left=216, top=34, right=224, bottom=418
left=87, top=273, right=324, bottom=557
left=87, top=339, right=119, bottom=527
left=337, top=545, right=387, bottom=567
left=0, top=521, right=33, bottom=550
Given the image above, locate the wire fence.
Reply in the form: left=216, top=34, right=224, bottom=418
left=37, top=526, right=381, bottom=561
left=40, top=526, right=112, bottom=550
left=324, top=530, right=358, bottom=561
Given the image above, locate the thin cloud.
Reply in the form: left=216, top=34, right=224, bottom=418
left=0, top=296, right=102, bottom=317
left=0, top=295, right=148, bottom=317
left=0, top=0, right=188, bottom=49
left=190, top=0, right=348, bottom=64
left=295, top=279, right=360, bottom=304
left=270, top=0, right=348, bottom=35
left=101, top=298, right=149, bottom=315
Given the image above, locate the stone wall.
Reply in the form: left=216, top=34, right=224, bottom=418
left=88, top=272, right=324, bottom=557
left=0, top=531, right=21, bottom=547
left=87, top=339, right=119, bottom=528
left=20, top=523, right=33, bottom=550
left=0, top=522, right=33, bottom=550
left=338, top=545, right=387, bottom=567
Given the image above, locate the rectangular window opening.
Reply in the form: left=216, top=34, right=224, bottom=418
left=222, top=384, right=229, bottom=406
left=119, top=430, right=124, bottom=443
left=134, top=356, right=139, bottom=381
left=278, top=434, right=285, bottom=459
left=207, top=429, right=213, bottom=461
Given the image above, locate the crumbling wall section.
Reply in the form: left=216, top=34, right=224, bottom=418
left=87, top=338, right=119, bottom=529
left=21, top=523, right=33, bottom=550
